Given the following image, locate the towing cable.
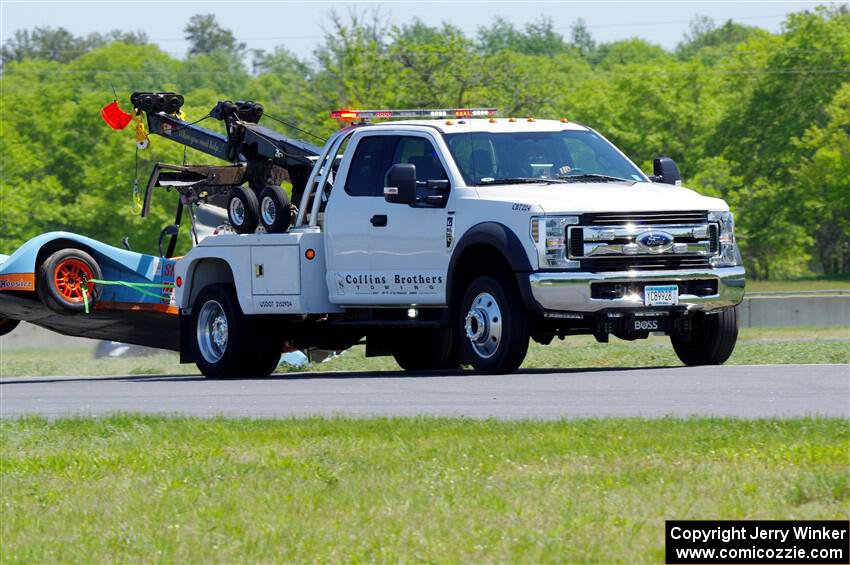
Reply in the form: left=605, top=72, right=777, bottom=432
left=81, top=280, right=175, bottom=314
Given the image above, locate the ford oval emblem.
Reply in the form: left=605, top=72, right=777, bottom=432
left=636, top=230, right=674, bottom=253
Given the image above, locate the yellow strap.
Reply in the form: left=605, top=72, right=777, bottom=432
left=134, top=113, right=150, bottom=149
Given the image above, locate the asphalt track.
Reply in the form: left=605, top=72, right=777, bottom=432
left=1, top=364, right=847, bottom=419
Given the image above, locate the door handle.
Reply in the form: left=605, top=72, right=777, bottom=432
left=370, top=214, right=388, bottom=227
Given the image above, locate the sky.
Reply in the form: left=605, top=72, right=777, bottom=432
left=0, top=0, right=836, bottom=61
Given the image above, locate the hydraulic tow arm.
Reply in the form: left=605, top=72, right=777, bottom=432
left=130, top=91, right=321, bottom=235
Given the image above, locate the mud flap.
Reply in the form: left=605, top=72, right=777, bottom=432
left=179, top=313, right=194, bottom=363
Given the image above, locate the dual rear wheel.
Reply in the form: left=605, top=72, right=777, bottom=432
left=191, top=284, right=282, bottom=378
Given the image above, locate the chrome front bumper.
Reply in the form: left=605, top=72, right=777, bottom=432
left=528, top=266, right=746, bottom=313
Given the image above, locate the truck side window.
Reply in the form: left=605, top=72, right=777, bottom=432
left=392, top=136, right=448, bottom=183
left=345, top=136, right=396, bottom=197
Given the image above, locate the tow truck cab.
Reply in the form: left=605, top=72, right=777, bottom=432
left=175, top=109, right=745, bottom=377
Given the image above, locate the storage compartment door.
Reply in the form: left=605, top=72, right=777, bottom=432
left=250, top=246, right=300, bottom=295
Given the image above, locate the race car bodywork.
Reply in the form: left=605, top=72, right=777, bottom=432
left=0, top=232, right=179, bottom=350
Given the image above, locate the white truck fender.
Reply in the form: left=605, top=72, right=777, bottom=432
left=175, top=247, right=252, bottom=314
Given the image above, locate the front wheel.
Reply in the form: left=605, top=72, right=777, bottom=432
left=459, top=275, right=529, bottom=374
left=391, top=328, right=461, bottom=372
left=671, top=307, right=739, bottom=366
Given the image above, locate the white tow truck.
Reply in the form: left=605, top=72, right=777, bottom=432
left=170, top=106, right=745, bottom=377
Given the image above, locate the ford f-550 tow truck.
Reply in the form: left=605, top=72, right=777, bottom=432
left=0, top=98, right=745, bottom=377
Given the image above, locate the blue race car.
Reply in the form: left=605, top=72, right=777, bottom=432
left=0, top=232, right=180, bottom=349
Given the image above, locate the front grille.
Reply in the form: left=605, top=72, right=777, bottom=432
left=580, top=256, right=711, bottom=272
left=569, top=227, right=584, bottom=257
left=566, top=210, right=719, bottom=269
left=582, top=211, right=709, bottom=225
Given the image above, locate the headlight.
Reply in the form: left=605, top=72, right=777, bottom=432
left=708, top=211, right=742, bottom=267
left=530, top=216, right=580, bottom=269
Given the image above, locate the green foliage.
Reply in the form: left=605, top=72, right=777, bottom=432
left=183, top=14, right=245, bottom=58
left=591, top=38, right=672, bottom=69
left=792, top=83, right=850, bottom=274
left=0, top=8, right=847, bottom=277
left=570, top=18, right=597, bottom=57
left=477, top=16, right=572, bottom=57
left=676, top=15, right=769, bottom=61
left=1, top=26, right=147, bottom=66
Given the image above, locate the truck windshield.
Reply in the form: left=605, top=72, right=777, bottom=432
left=443, top=130, right=648, bottom=186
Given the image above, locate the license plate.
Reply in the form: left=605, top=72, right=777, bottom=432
left=644, top=284, right=679, bottom=306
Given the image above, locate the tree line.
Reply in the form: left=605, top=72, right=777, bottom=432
left=0, top=7, right=847, bottom=278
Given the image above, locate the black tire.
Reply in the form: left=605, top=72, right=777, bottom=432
left=459, top=275, right=530, bottom=374
left=37, top=248, right=102, bottom=314
left=258, top=185, right=291, bottom=234
left=671, top=307, right=739, bottom=366
left=227, top=186, right=259, bottom=234
left=192, top=284, right=244, bottom=378
left=391, top=328, right=458, bottom=372
left=246, top=326, right=284, bottom=376
left=442, top=332, right=467, bottom=370
left=0, top=317, right=20, bottom=336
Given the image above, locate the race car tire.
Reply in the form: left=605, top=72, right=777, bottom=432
left=227, top=186, right=259, bottom=234
left=671, top=307, right=739, bottom=366
left=459, top=275, right=530, bottom=375
left=258, top=185, right=291, bottom=234
left=0, top=317, right=20, bottom=336
left=192, top=284, right=249, bottom=378
left=37, top=248, right=102, bottom=314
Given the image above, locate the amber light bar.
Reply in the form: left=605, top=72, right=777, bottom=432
left=330, top=108, right=497, bottom=120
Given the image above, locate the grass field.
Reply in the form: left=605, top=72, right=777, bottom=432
left=746, top=276, right=850, bottom=292
left=1, top=416, right=847, bottom=563
left=1, top=326, right=847, bottom=378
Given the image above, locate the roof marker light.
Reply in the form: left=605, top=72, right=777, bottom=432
left=527, top=116, right=535, bottom=122
left=560, top=117, right=569, bottom=123
left=508, top=117, right=517, bottom=122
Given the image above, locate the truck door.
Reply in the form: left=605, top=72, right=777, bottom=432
left=368, top=135, right=451, bottom=305
left=325, top=133, right=451, bottom=306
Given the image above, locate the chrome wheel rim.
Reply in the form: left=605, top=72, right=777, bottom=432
left=197, top=299, right=228, bottom=364
left=464, top=292, right=502, bottom=359
left=229, top=197, right=245, bottom=226
left=261, top=196, right=276, bottom=226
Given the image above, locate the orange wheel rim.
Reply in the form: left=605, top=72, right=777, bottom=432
left=53, top=258, right=95, bottom=303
